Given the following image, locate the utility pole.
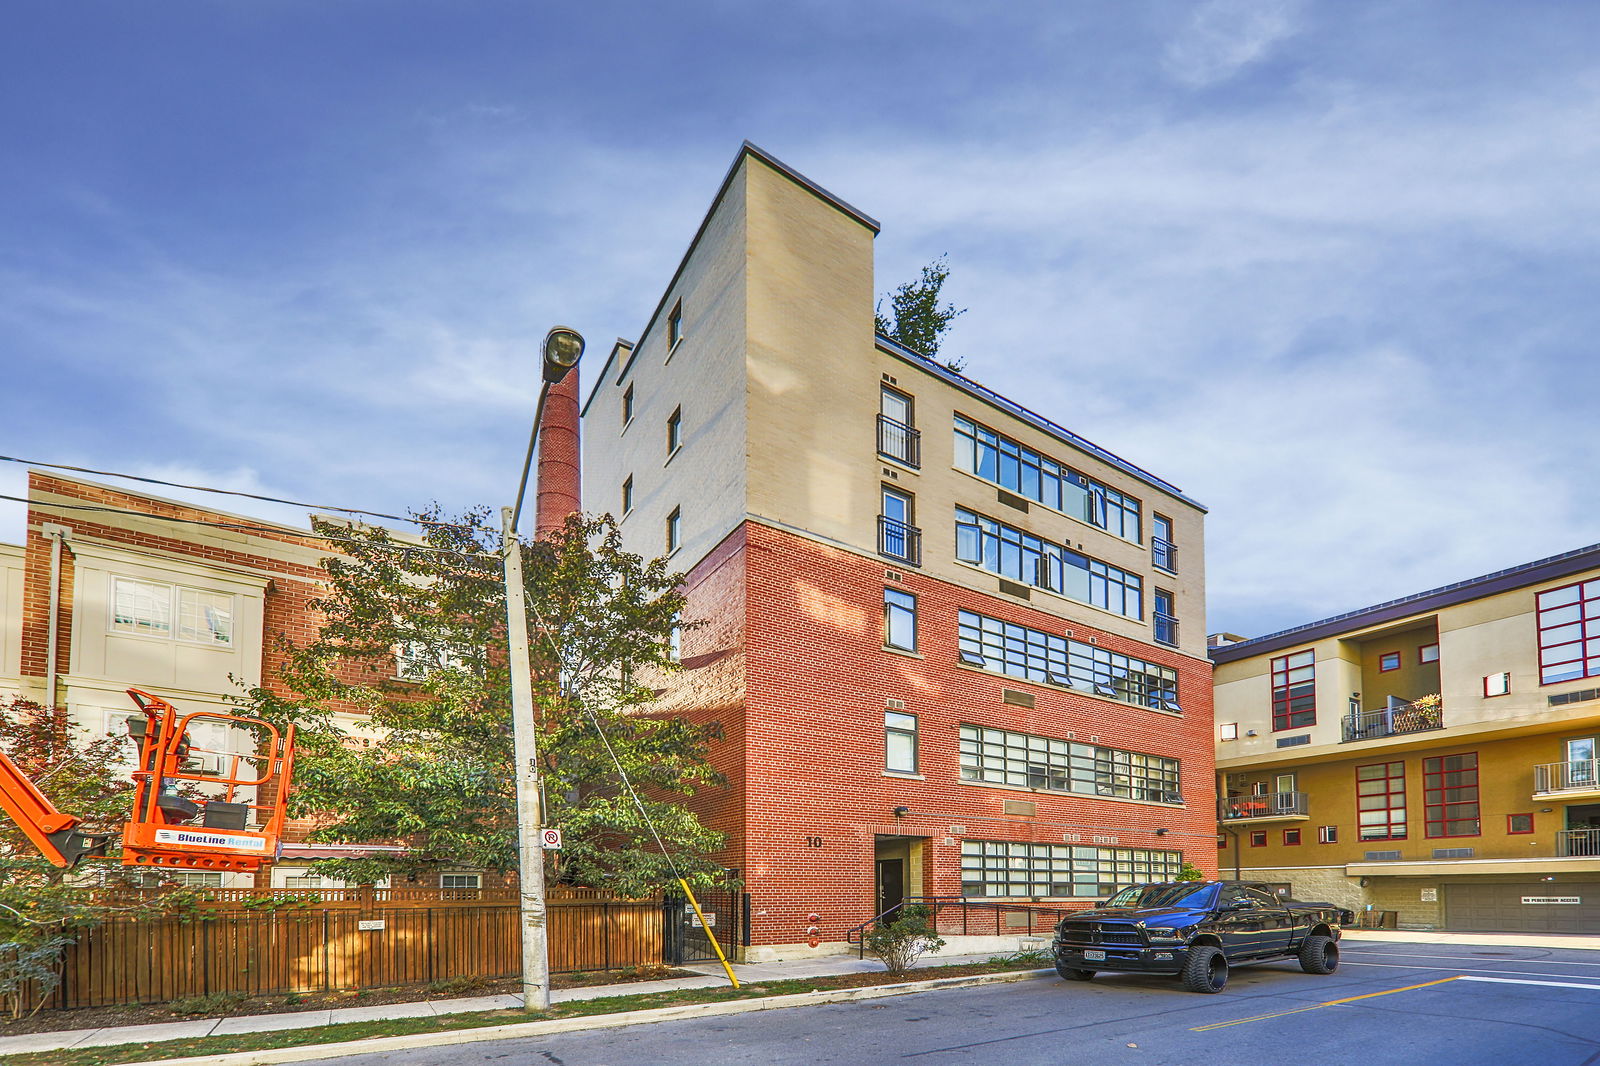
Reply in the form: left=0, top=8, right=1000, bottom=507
left=504, top=326, right=584, bottom=1013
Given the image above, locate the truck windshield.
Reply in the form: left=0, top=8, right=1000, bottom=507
left=1103, top=883, right=1219, bottom=909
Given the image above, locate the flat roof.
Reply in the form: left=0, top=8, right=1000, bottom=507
left=1210, top=541, right=1600, bottom=664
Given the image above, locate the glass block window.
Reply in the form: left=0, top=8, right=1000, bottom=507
left=960, top=840, right=1182, bottom=898
left=956, top=610, right=1179, bottom=712
left=958, top=725, right=1180, bottom=803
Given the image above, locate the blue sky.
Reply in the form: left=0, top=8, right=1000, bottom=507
left=2, top=1, right=1597, bottom=639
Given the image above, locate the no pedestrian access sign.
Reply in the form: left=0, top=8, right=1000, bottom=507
left=541, top=828, right=563, bottom=850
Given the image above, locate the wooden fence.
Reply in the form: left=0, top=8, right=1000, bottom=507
left=37, top=892, right=663, bottom=1010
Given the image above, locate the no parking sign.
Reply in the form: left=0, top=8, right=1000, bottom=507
left=541, top=828, right=563, bottom=850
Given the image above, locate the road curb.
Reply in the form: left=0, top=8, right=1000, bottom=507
left=102, top=968, right=1055, bottom=1066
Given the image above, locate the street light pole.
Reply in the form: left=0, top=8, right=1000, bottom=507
left=505, top=326, right=584, bottom=1013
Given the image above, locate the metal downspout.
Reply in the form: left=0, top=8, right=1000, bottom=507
left=42, top=523, right=68, bottom=708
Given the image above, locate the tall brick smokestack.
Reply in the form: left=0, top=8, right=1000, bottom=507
left=535, top=371, right=582, bottom=536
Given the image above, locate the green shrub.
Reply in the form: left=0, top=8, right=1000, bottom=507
left=863, top=904, right=945, bottom=977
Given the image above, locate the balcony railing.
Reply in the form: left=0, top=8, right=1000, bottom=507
left=1153, top=613, right=1179, bottom=647
left=1534, top=759, right=1600, bottom=795
left=1557, top=828, right=1600, bottom=857
left=877, top=415, right=921, bottom=468
left=878, top=515, right=922, bottom=566
left=1152, top=538, right=1177, bottom=572
left=1218, top=791, right=1309, bottom=821
left=1341, top=700, right=1443, bottom=743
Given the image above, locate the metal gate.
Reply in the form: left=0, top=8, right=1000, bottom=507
left=663, top=888, right=742, bottom=965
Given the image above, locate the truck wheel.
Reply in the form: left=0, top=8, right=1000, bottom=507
left=1055, top=961, right=1095, bottom=981
left=1298, top=934, right=1339, bottom=975
left=1182, top=946, right=1228, bottom=993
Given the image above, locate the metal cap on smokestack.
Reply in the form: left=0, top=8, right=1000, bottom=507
left=534, top=327, right=584, bottom=537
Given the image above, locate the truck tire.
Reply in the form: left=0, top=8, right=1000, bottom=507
left=1298, top=934, right=1339, bottom=975
left=1055, top=960, right=1095, bottom=981
left=1182, top=946, right=1228, bottom=993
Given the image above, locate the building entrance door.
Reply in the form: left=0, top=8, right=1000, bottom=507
left=876, top=858, right=905, bottom=921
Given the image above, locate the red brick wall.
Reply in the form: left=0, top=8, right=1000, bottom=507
left=664, top=519, right=1217, bottom=946
left=535, top=374, right=582, bottom=537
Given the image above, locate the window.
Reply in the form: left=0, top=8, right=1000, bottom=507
left=441, top=872, right=482, bottom=890
left=666, top=406, right=683, bottom=456
left=1270, top=650, right=1316, bottom=730
left=1220, top=722, right=1238, bottom=742
left=959, top=840, right=1181, bottom=898
left=666, top=507, right=681, bottom=554
left=621, top=476, right=634, bottom=516
left=1318, top=825, right=1338, bottom=844
left=879, top=487, right=920, bottom=564
left=885, top=711, right=918, bottom=773
left=1423, top=752, right=1479, bottom=837
left=1484, top=672, right=1511, bottom=697
left=884, top=588, right=917, bottom=651
left=957, top=610, right=1179, bottom=712
left=397, top=641, right=474, bottom=681
left=111, top=577, right=233, bottom=647
left=1249, top=831, right=1267, bottom=847
left=953, top=415, right=1141, bottom=542
left=1419, top=642, right=1439, bottom=664
left=1379, top=651, right=1401, bottom=672
left=622, top=384, right=635, bottom=426
left=1283, top=829, right=1301, bottom=846
left=1153, top=589, right=1177, bottom=646
left=955, top=507, right=1143, bottom=618
left=879, top=387, right=920, bottom=467
left=1152, top=514, right=1176, bottom=572
left=1507, top=813, right=1534, bottom=835
left=1537, top=580, right=1600, bottom=685
left=958, top=725, right=1181, bottom=803
left=1357, top=761, right=1407, bottom=840
left=284, top=874, right=324, bottom=889
left=667, top=616, right=682, bottom=662
left=667, top=300, right=683, bottom=349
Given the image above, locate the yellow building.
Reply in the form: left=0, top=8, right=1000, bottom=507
left=1211, top=544, right=1600, bottom=931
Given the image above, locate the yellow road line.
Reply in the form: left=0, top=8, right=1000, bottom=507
left=1190, top=976, right=1460, bottom=1032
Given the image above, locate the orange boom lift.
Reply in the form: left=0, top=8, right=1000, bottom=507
left=0, top=688, right=295, bottom=871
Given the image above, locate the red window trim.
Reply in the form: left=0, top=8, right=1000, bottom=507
left=1249, top=831, right=1267, bottom=847
left=1483, top=673, right=1511, bottom=698
left=1537, top=579, right=1600, bottom=687
left=1270, top=650, right=1316, bottom=731
left=1282, top=829, right=1301, bottom=846
left=1355, top=760, right=1407, bottom=842
left=1423, top=751, right=1481, bottom=839
left=1418, top=643, right=1439, bottom=664
left=1379, top=651, right=1401, bottom=673
left=1507, top=812, right=1535, bottom=835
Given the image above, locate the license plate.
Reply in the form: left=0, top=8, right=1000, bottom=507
left=1084, top=949, right=1106, bottom=961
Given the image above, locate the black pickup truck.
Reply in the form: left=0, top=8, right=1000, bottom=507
left=1052, top=880, right=1354, bottom=993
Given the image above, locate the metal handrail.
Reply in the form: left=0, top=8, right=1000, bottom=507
left=844, top=895, right=1078, bottom=958
left=1557, top=827, right=1600, bottom=857
left=1535, top=759, right=1600, bottom=794
left=878, top=515, right=922, bottom=565
left=1152, top=538, right=1177, bottom=572
left=1341, top=701, right=1443, bottom=743
left=877, top=415, right=921, bottom=468
left=1154, top=613, right=1179, bottom=646
left=1218, top=791, right=1310, bottom=820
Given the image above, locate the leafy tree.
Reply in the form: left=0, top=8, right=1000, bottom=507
left=874, top=254, right=968, bottom=371
left=239, top=510, right=728, bottom=897
left=1177, top=861, right=1205, bottom=882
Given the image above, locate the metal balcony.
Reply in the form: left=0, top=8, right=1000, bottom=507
left=1341, top=700, right=1444, bottom=743
left=1534, top=759, right=1600, bottom=799
left=1154, top=613, right=1179, bottom=647
left=1218, top=791, right=1310, bottom=823
left=877, top=515, right=922, bottom=566
left=877, top=415, right=921, bottom=468
left=1152, top=538, right=1177, bottom=573
left=1556, top=828, right=1600, bottom=857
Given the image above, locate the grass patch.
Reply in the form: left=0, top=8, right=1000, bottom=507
left=3, top=958, right=1046, bottom=1066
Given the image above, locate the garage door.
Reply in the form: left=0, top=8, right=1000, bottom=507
left=1444, top=883, right=1600, bottom=932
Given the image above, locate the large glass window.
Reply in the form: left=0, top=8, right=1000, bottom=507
left=956, top=610, right=1179, bottom=712
left=1538, top=579, right=1600, bottom=685
left=884, top=588, right=917, bottom=651
left=958, top=725, right=1181, bottom=803
left=954, top=415, right=1141, bottom=542
left=954, top=508, right=1142, bottom=618
left=1271, top=650, right=1315, bottom=730
left=960, top=840, right=1182, bottom=898
left=885, top=711, right=918, bottom=773
left=112, top=578, right=232, bottom=646
left=1356, top=761, right=1407, bottom=840
left=1423, top=752, right=1479, bottom=838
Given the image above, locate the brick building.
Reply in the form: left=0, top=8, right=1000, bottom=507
left=581, top=143, right=1216, bottom=957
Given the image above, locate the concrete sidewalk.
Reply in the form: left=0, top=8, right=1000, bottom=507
left=0, top=951, right=1001, bottom=1058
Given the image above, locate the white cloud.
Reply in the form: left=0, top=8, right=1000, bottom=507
left=1163, top=0, right=1308, bottom=88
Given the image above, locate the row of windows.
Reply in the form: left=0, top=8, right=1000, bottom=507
left=958, top=725, right=1181, bottom=803
left=959, top=840, right=1183, bottom=898
left=1538, top=579, right=1600, bottom=685
left=954, top=415, right=1143, bottom=543
left=111, top=577, right=234, bottom=647
left=955, top=507, right=1144, bottom=619
left=956, top=610, right=1180, bottom=712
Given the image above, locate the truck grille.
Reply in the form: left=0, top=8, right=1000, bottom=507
left=1056, top=922, right=1144, bottom=947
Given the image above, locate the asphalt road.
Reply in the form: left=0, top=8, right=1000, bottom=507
left=310, top=942, right=1600, bottom=1065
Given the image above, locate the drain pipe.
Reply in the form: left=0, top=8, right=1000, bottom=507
left=41, top=523, right=68, bottom=709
